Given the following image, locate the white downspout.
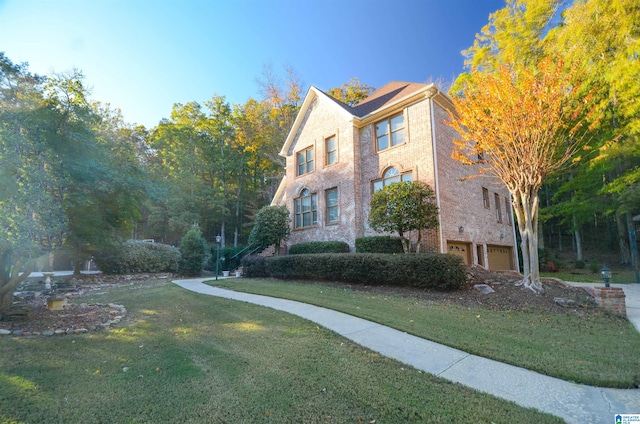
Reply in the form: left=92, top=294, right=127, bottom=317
left=430, top=95, right=445, bottom=253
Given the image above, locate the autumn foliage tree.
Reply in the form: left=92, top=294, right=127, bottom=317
left=447, top=58, right=594, bottom=293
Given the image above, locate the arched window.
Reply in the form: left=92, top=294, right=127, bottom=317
left=372, top=167, right=412, bottom=192
left=294, top=188, right=317, bottom=228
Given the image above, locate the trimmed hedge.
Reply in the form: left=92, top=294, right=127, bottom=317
left=241, top=253, right=466, bottom=291
left=289, top=241, right=350, bottom=255
left=95, top=240, right=181, bottom=274
left=355, top=236, right=404, bottom=254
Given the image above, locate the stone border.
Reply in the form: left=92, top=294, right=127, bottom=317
left=0, top=303, right=127, bottom=337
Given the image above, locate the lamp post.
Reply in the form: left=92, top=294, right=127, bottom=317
left=601, top=265, right=611, bottom=288
left=215, top=235, right=221, bottom=280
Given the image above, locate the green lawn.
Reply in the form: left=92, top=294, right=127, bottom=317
left=0, top=282, right=562, bottom=424
left=211, top=278, right=640, bottom=388
left=541, top=267, right=640, bottom=283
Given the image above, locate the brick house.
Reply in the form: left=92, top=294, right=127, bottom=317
left=271, top=81, right=518, bottom=271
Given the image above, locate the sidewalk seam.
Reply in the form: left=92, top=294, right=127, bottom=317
left=435, top=353, right=471, bottom=377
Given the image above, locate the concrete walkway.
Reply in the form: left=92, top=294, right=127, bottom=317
left=172, top=278, right=640, bottom=424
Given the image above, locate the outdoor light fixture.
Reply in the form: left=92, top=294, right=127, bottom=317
left=215, top=235, right=222, bottom=281
left=601, top=265, right=611, bottom=288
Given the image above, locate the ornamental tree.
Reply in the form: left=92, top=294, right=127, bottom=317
left=447, top=58, right=594, bottom=293
left=368, top=181, right=439, bottom=253
left=248, top=205, right=291, bottom=254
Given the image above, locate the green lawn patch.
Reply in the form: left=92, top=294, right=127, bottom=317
left=0, top=282, right=561, bottom=423
left=211, top=278, right=640, bottom=388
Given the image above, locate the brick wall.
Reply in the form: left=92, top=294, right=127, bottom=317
left=583, top=287, right=627, bottom=317
left=280, top=92, right=359, bottom=250
left=432, top=101, right=517, bottom=269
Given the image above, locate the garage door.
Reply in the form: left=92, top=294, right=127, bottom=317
left=447, top=241, right=471, bottom=265
left=487, top=245, right=513, bottom=271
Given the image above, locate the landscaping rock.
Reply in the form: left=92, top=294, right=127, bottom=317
left=474, top=284, right=495, bottom=294
left=0, top=329, right=11, bottom=335
left=554, top=297, right=577, bottom=308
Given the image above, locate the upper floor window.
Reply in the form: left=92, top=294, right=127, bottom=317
left=505, top=197, right=512, bottom=225
left=373, top=167, right=412, bottom=192
left=294, top=188, right=317, bottom=228
left=494, top=193, right=502, bottom=223
left=326, top=188, right=339, bottom=224
left=325, top=136, right=337, bottom=166
left=375, top=113, right=405, bottom=151
left=297, top=147, right=314, bottom=176
left=482, top=188, right=490, bottom=209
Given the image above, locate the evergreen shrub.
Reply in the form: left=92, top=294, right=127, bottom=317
left=355, top=236, right=404, bottom=254
left=179, top=228, right=207, bottom=276
left=242, top=253, right=465, bottom=291
left=289, top=241, right=350, bottom=255
left=95, top=240, right=180, bottom=274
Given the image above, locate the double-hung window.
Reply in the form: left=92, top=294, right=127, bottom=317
left=326, top=188, right=339, bottom=224
left=372, top=167, right=412, bottom=192
left=505, top=197, right=512, bottom=225
left=375, top=113, right=405, bottom=151
left=294, top=189, right=317, bottom=228
left=297, top=147, right=314, bottom=176
left=482, top=188, right=490, bottom=209
left=325, top=136, right=337, bottom=166
left=495, top=193, right=502, bottom=223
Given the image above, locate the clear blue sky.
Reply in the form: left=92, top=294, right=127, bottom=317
left=0, top=0, right=504, bottom=128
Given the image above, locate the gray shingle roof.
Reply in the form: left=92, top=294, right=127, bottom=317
left=351, top=81, right=428, bottom=117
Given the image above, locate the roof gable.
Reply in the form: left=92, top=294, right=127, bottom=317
left=279, top=86, right=354, bottom=156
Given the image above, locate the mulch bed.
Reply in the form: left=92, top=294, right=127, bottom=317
left=0, top=268, right=600, bottom=335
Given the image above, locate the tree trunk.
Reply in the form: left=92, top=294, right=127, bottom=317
left=0, top=252, right=34, bottom=313
left=573, top=215, right=584, bottom=262
left=513, top=189, right=542, bottom=293
left=74, top=258, right=82, bottom=276
left=617, top=212, right=631, bottom=265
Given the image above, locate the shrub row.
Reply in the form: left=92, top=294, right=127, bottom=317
left=355, top=236, right=404, bottom=254
left=289, top=241, right=350, bottom=255
left=95, top=240, right=181, bottom=274
left=241, top=253, right=466, bottom=291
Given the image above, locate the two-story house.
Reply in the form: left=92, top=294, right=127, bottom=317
left=271, top=81, right=517, bottom=271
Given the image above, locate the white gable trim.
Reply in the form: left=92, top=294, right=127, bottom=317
left=270, top=176, right=287, bottom=206
left=279, top=86, right=354, bottom=157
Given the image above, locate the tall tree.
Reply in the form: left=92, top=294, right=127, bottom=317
left=0, top=54, right=57, bottom=311
left=447, top=58, right=593, bottom=293
left=326, top=77, right=375, bottom=106
left=0, top=54, right=143, bottom=310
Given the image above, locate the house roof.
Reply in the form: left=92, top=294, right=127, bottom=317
left=351, top=81, right=429, bottom=117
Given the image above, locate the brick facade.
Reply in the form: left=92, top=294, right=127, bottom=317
left=271, top=82, right=518, bottom=271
